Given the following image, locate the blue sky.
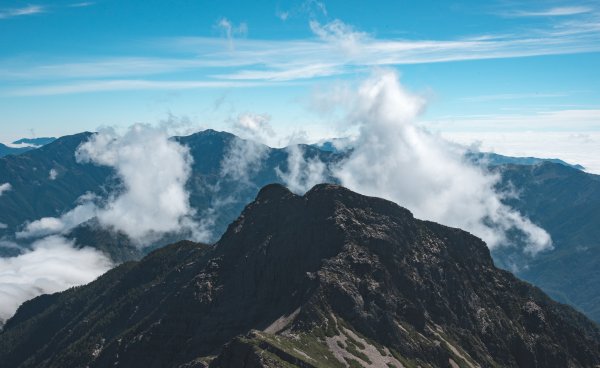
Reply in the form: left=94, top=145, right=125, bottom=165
left=1, top=0, right=599, bottom=146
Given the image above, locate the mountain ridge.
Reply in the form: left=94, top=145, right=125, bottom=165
left=1, top=184, right=598, bottom=368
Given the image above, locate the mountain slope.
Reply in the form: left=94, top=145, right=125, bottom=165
left=493, top=162, right=600, bottom=322
left=1, top=184, right=598, bottom=368
left=0, top=143, right=33, bottom=158
left=12, top=138, right=57, bottom=147
left=0, top=132, right=113, bottom=237
left=467, top=152, right=584, bottom=170
left=0, top=138, right=57, bottom=158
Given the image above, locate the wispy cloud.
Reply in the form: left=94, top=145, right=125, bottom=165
left=0, top=5, right=45, bottom=19
left=507, top=6, right=593, bottom=17
left=459, top=92, right=568, bottom=102
left=5, top=79, right=265, bottom=96
left=69, top=2, right=95, bottom=7
left=215, top=17, right=248, bottom=50
left=2, top=15, right=600, bottom=95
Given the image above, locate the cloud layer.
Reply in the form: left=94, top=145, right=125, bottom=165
left=0, top=236, right=112, bottom=324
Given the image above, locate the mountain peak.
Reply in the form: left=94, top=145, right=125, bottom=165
left=255, top=183, right=294, bottom=202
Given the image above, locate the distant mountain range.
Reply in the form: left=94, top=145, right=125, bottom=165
left=492, top=162, right=600, bottom=323
left=0, top=137, right=56, bottom=158
left=1, top=184, right=599, bottom=368
left=0, top=130, right=599, bottom=326
left=11, top=138, right=57, bottom=147
left=467, top=151, right=585, bottom=170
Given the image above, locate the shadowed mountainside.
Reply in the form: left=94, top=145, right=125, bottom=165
left=1, top=184, right=598, bottom=368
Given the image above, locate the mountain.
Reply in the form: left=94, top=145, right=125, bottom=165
left=0, top=138, right=57, bottom=158
left=176, top=129, right=342, bottom=239
left=467, top=151, right=585, bottom=170
left=1, top=184, right=598, bottom=368
left=12, top=138, right=57, bottom=147
left=492, top=162, right=600, bottom=322
left=0, top=132, right=113, bottom=239
left=0, top=143, right=34, bottom=158
left=2, top=130, right=600, bottom=325
left=0, top=130, right=340, bottom=245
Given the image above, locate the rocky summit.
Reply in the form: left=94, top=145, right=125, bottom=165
left=1, top=184, right=599, bottom=368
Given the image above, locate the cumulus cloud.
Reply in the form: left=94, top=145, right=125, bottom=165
left=75, top=124, right=200, bottom=243
left=0, top=235, right=112, bottom=323
left=0, top=183, right=11, bottom=196
left=324, top=70, right=551, bottom=254
left=16, top=123, right=203, bottom=244
left=276, top=145, right=328, bottom=195
left=16, top=196, right=98, bottom=239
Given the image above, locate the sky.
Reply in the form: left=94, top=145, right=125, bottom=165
left=1, top=0, right=599, bottom=169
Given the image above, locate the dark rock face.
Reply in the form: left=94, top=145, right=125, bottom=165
left=1, top=184, right=599, bottom=368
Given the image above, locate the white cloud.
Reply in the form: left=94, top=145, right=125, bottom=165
left=215, top=63, right=342, bottom=82
left=509, top=6, right=592, bottom=17
left=75, top=124, right=201, bottom=243
left=69, top=2, right=95, bottom=8
left=325, top=70, right=551, bottom=254
left=276, top=145, right=328, bottom=195
left=3, top=12, right=600, bottom=95
left=458, top=92, right=567, bottom=102
left=220, top=136, right=269, bottom=186
left=309, top=19, right=369, bottom=56
left=216, top=17, right=248, bottom=50
left=16, top=197, right=98, bottom=239
left=0, top=5, right=45, bottom=19
left=14, top=124, right=209, bottom=244
left=0, top=235, right=112, bottom=323
left=0, top=223, right=7, bottom=230
left=49, top=168, right=58, bottom=180
left=5, top=79, right=262, bottom=97
left=0, top=183, right=12, bottom=196
left=231, top=113, right=276, bottom=145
